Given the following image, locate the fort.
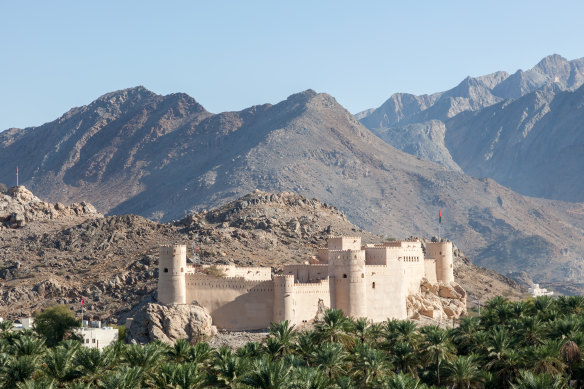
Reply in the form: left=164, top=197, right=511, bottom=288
left=158, top=236, right=454, bottom=330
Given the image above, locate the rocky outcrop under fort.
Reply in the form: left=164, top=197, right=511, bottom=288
left=126, top=302, right=217, bottom=345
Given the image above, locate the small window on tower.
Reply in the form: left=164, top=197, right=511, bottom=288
left=361, top=273, right=364, bottom=278
left=164, top=268, right=168, bottom=273
left=343, top=274, right=347, bottom=278
left=181, top=267, right=184, bottom=272
left=372, top=282, right=376, bottom=289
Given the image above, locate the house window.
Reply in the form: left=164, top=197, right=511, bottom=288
left=372, top=282, right=376, bottom=289
left=86, top=339, right=89, bottom=344
left=164, top=268, right=168, bottom=273
left=92, top=339, right=96, bottom=343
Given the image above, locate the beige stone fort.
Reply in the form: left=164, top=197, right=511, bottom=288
left=158, top=237, right=454, bottom=330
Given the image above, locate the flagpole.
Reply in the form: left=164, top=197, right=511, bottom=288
left=81, top=297, right=84, bottom=327
left=16, top=166, right=19, bottom=187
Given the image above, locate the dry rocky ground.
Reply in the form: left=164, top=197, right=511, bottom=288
left=0, top=187, right=525, bottom=329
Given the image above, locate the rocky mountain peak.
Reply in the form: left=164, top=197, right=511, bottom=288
left=533, top=54, right=570, bottom=76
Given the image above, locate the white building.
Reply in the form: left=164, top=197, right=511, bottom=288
left=528, top=284, right=554, bottom=297
left=74, top=326, right=119, bottom=350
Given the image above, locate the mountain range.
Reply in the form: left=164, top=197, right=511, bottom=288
left=1, top=58, right=584, bottom=286
left=358, top=54, right=584, bottom=202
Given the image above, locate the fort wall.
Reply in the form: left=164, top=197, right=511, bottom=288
left=424, top=258, right=437, bottom=283
left=364, top=262, right=407, bottom=321
left=185, top=274, right=274, bottom=330
left=291, top=279, right=330, bottom=324
left=327, top=236, right=361, bottom=250
left=283, top=264, right=328, bottom=282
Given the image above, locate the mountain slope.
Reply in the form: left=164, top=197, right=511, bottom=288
left=445, top=83, right=584, bottom=202
left=358, top=54, right=584, bottom=173
left=1, top=87, right=584, bottom=284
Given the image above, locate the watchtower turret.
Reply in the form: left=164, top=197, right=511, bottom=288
left=425, top=241, right=453, bottom=283
left=329, top=249, right=367, bottom=318
left=273, top=275, right=295, bottom=323
left=158, top=245, right=187, bottom=305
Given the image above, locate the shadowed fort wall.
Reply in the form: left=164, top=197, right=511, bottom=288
left=185, top=274, right=274, bottom=330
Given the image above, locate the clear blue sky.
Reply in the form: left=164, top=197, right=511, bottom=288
left=1, top=1, right=583, bottom=131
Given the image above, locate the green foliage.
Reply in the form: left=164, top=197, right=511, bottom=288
left=34, top=305, right=79, bottom=347
left=4, top=297, right=584, bottom=388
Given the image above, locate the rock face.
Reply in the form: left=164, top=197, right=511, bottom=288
left=127, top=302, right=217, bottom=345
left=407, top=278, right=467, bottom=320
left=0, top=186, right=101, bottom=228
left=359, top=54, right=584, bottom=203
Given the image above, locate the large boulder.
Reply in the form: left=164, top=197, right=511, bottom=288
left=126, top=302, right=217, bottom=345
left=407, top=280, right=467, bottom=320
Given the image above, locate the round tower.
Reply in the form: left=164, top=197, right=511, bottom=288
left=330, top=250, right=367, bottom=318
left=158, top=245, right=187, bottom=305
left=273, top=275, right=295, bottom=323
left=426, top=241, right=454, bottom=283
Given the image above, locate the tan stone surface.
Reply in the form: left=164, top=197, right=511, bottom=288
left=127, top=302, right=217, bottom=345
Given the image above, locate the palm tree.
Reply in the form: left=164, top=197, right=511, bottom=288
left=240, top=357, right=292, bottom=389
left=44, top=343, right=81, bottom=383
left=16, top=379, right=56, bottom=389
left=380, top=373, right=427, bottom=389
left=0, top=320, right=14, bottom=334
left=290, top=366, right=331, bottom=389
left=515, top=317, right=547, bottom=347
left=527, top=340, right=566, bottom=376
left=561, top=340, right=581, bottom=384
left=391, top=341, right=421, bottom=376
left=347, top=317, right=371, bottom=343
left=315, top=310, right=353, bottom=346
left=11, top=336, right=46, bottom=357
left=421, top=326, right=455, bottom=386
left=187, top=342, right=214, bottom=368
left=212, top=346, right=249, bottom=388
left=295, top=330, right=318, bottom=361
left=169, top=338, right=193, bottom=363
left=442, top=354, right=484, bottom=389
left=74, top=346, right=117, bottom=384
left=0, top=355, right=40, bottom=389
left=510, top=370, right=567, bottom=389
left=350, top=342, right=389, bottom=386
left=98, top=366, right=143, bottom=389
left=269, top=320, right=297, bottom=356
left=123, top=342, right=166, bottom=371
left=311, top=342, right=347, bottom=380
left=152, top=362, right=205, bottom=389
left=452, top=317, right=482, bottom=354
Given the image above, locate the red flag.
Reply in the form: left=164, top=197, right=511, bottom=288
left=81, top=297, right=84, bottom=307
left=439, top=209, right=442, bottom=224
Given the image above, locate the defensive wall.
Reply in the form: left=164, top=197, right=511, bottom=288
left=157, top=236, right=454, bottom=330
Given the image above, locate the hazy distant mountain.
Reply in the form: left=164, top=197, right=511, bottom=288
left=358, top=54, right=584, bottom=202
left=446, top=83, right=584, bottom=202
left=1, top=86, right=584, bottom=284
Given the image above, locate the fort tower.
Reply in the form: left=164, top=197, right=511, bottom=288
left=425, top=241, right=454, bottom=283
left=158, top=245, right=187, bottom=305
